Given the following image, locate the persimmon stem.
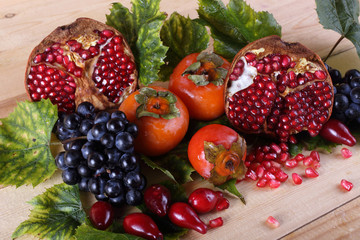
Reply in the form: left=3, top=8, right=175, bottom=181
left=324, top=35, right=345, bottom=62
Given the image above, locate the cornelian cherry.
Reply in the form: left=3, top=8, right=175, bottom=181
left=144, top=184, right=171, bottom=217
left=89, top=201, right=114, bottom=230
left=123, top=213, right=163, bottom=240
left=188, top=188, right=229, bottom=213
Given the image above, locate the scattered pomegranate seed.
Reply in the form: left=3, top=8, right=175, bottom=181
left=341, top=148, right=352, bottom=159
left=340, top=179, right=353, bottom=191
left=266, top=216, right=280, bottom=228
left=295, top=153, right=305, bottom=162
left=303, top=156, right=314, bottom=166
left=216, top=198, right=230, bottom=211
left=269, top=179, right=281, bottom=188
left=305, top=167, right=319, bottom=178
left=257, top=178, right=268, bottom=188
left=310, top=150, right=320, bottom=161
left=209, top=217, right=223, bottom=228
left=285, top=159, right=298, bottom=168
left=292, top=173, right=303, bottom=185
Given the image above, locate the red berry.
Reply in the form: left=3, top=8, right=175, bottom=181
left=89, top=201, right=114, bottom=230
left=319, top=119, right=356, bottom=146
left=188, top=188, right=220, bottom=214
left=144, top=184, right=171, bottom=217
left=209, top=217, right=223, bottom=228
left=123, top=213, right=163, bottom=240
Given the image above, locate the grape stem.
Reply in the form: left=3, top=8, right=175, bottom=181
left=324, top=35, right=345, bottom=62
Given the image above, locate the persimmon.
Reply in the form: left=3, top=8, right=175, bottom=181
left=188, top=124, right=247, bottom=185
left=169, top=52, right=230, bottom=121
left=119, top=86, right=189, bottom=156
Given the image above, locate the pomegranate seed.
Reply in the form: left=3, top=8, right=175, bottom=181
left=246, top=169, right=257, bottom=181
left=305, top=167, right=319, bottom=178
left=310, top=151, right=320, bottom=161
left=245, top=52, right=256, bottom=61
left=257, top=178, right=268, bottom=188
left=341, top=148, right=352, bottom=158
left=303, top=156, right=314, bottom=166
left=216, top=198, right=230, bottom=211
left=270, top=143, right=282, bottom=154
left=266, top=216, right=280, bottom=228
left=285, top=159, right=298, bottom=168
left=275, top=171, right=288, bottom=182
left=313, top=161, right=321, bottom=169
left=209, top=217, right=223, bottom=228
left=340, top=179, right=353, bottom=191
left=295, top=153, right=305, bottom=162
left=256, top=166, right=265, bottom=178
left=292, top=173, right=302, bottom=185
left=279, top=152, right=290, bottom=162
left=269, top=179, right=281, bottom=188
left=264, top=172, right=276, bottom=180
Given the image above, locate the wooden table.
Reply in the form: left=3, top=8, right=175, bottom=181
left=1, top=0, right=360, bottom=239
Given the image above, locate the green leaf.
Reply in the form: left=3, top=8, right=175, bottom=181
left=0, top=99, right=58, bottom=187
left=316, top=0, right=360, bottom=58
left=12, top=183, right=86, bottom=240
left=159, top=12, right=210, bottom=81
left=198, top=0, right=281, bottom=60
left=142, top=155, right=177, bottom=182
left=106, top=0, right=167, bottom=85
left=217, top=178, right=246, bottom=204
left=74, top=224, right=143, bottom=240
left=136, top=20, right=168, bottom=85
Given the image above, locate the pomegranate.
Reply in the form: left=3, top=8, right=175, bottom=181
left=224, top=35, right=334, bottom=142
left=25, top=18, right=137, bottom=113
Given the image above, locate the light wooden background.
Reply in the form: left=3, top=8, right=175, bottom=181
left=1, top=0, right=360, bottom=239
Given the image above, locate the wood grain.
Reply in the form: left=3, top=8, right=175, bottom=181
left=1, top=0, right=360, bottom=240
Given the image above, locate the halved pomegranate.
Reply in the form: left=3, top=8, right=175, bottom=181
left=225, top=35, right=333, bottom=142
left=25, top=18, right=137, bottom=113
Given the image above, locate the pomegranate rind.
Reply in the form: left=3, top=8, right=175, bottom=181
left=224, top=35, right=333, bottom=140
left=25, top=17, right=138, bottom=112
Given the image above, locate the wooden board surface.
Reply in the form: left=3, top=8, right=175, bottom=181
left=1, top=0, right=360, bottom=239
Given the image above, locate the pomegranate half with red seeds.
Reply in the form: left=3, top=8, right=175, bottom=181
left=224, top=35, right=334, bottom=142
left=25, top=18, right=137, bottom=113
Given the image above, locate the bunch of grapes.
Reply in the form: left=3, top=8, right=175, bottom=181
left=54, top=102, right=146, bottom=207
left=329, top=68, right=360, bottom=125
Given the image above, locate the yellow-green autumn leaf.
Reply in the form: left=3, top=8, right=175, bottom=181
left=12, top=183, right=86, bottom=240
left=0, top=99, right=58, bottom=187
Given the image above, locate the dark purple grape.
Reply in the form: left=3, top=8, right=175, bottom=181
left=333, top=94, right=349, bottom=112
left=105, top=179, right=124, bottom=198
left=115, top=132, right=134, bottom=152
left=62, top=168, right=80, bottom=185
left=77, top=163, right=94, bottom=177
left=79, top=119, right=93, bottom=135
left=125, top=189, right=142, bottom=206
left=78, top=178, right=90, bottom=192
left=337, top=83, right=351, bottom=96
left=111, top=111, right=127, bottom=120
left=88, top=177, right=106, bottom=195
left=108, top=168, right=124, bottom=180
left=55, top=151, right=68, bottom=170
left=350, top=87, right=360, bottom=104
left=88, top=152, right=105, bottom=170
left=124, top=171, right=143, bottom=189
left=81, top=141, right=97, bottom=159
left=63, top=113, right=81, bottom=130
left=68, top=139, right=87, bottom=151
left=64, top=150, right=82, bottom=168
left=76, top=101, right=95, bottom=118
left=350, top=77, right=360, bottom=89
left=94, top=111, right=111, bottom=124
left=109, top=194, right=125, bottom=207
left=119, top=153, right=139, bottom=172
left=344, top=69, right=360, bottom=83
left=101, top=133, right=115, bottom=148
left=329, top=68, right=342, bottom=84
left=91, top=123, right=107, bottom=140
left=106, top=118, right=125, bottom=133
left=126, top=123, right=138, bottom=138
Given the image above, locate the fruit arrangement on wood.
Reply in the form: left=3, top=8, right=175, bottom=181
left=1, top=0, right=360, bottom=239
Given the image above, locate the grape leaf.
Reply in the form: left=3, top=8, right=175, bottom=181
left=141, top=155, right=177, bottom=182
left=198, top=0, right=281, bottom=60
left=136, top=20, right=169, bottom=85
left=316, top=0, right=360, bottom=58
left=159, top=12, right=210, bottom=81
left=0, top=99, right=58, bottom=187
left=106, top=0, right=168, bottom=85
left=12, top=183, right=86, bottom=240
left=217, top=178, right=246, bottom=204
left=74, top=224, right=143, bottom=240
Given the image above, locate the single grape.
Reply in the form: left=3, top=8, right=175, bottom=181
left=79, top=118, right=94, bottom=135
left=55, top=151, right=68, bottom=170
left=81, top=141, right=97, bottom=159
left=77, top=163, right=94, bottom=177
left=105, top=179, right=124, bottom=198
left=101, top=133, right=115, bottom=148
left=119, top=153, right=139, bottom=172
left=91, top=123, right=107, bottom=140
left=64, top=150, right=82, bottom=168
left=87, top=152, right=105, bottom=170
left=108, top=168, right=124, bottom=180
left=126, top=123, right=138, bottom=138
left=63, top=113, right=81, bottom=130
left=350, top=87, right=360, bottom=104
left=329, top=68, right=342, bottom=84
left=105, top=148, right=122, bottom=168
left=78, top=177, right=90, bottom=192
left=344, top=69, right=360, bottom=83
left=77, top=101, right=95, bottom=118
left=111, top=111, right=127, bottom=120
left=337, top=83, right=352, bottom=96
left=106, top=118, right=125, bottom=133
left=62, top=168, right=80, bottom=185
left=115, top=132, right=134, bottom=152
left=68, top=139, right=87, bottom=151
left=124, top=171, right=143, bottom=189
left=88, top=177, right=107, bottom=195
left=126, top=189, right=143, bottom=206
left=350, top=77, right=360, bottom=89
left=333, top=94, right=349, bottom=112
left=109, top=194, right=125, bottom=207
left=94, top=111, right=111, bottom=124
